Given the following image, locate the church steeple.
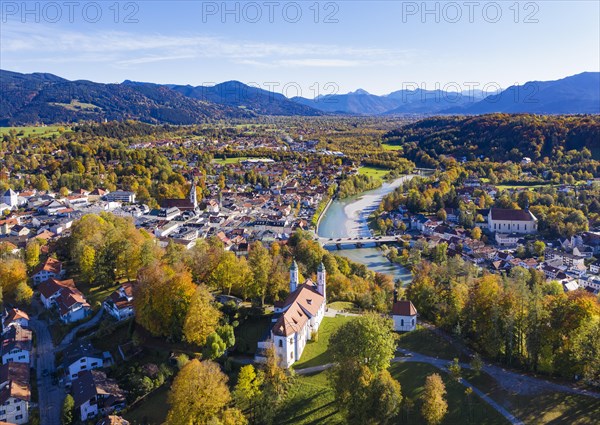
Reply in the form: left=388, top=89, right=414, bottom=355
left=290, top=260, right=299, bottom=293
left=317, top=262, right=326, bottom=300
left=189, top=180, right=198, bottom=209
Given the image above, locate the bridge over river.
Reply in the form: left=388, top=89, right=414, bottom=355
left=316, top=235, right=402, bottom=249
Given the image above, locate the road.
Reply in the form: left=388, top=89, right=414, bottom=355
left=30, top=318, right=64, bottom=425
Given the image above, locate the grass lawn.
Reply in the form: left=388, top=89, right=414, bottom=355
left=279, top=371, right=344, bottom=425
left=77, top=280, right=123, bottom=309
left=0, top=125, right=67, bottom=137
left=397, top=326, right=466, bottom=361
left=358, top=165, right=390, bottom=180
left=496, top=184, right=553, bottom=190
left=293, top=316, right=355, bottom=370
left=124, top=384, right=170, bottom=425
left=463, top=370, right=600, bottom=425
left=234, top=314, right=272, bottom=355
left=279, top=363, right=509, bottom=425
left=326, top=301, right=357, bottom=311
left=390, top=362, right=510, bottom=425
left=381, top=143, right=403, bottom=151
left=212, top=156, right=249, bottom=165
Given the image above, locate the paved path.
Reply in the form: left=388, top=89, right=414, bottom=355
left=59, top=308, right=104, bottom=348
left=30, top=318, right=64, bottom=425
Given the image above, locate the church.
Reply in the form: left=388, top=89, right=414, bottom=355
left=160, top=180, right=199, bottom=211
left=257, top=261, right=327, bottom=368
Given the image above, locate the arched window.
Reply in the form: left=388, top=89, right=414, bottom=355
left=278, top=340, right=283, bottom=348
left=401, top=319, right=404, bottom=327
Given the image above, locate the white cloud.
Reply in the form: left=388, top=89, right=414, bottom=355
left=1, top=23, right=416, bottom=69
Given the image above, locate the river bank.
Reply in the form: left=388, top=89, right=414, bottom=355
left=317, top=175, right=414, bottom=285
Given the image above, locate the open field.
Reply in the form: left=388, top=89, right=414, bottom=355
left=0, top=126, right=67, bottom=137
left=464, top=369, right=600, bottom=425
left=358, top=165, right=390, bottom=180
left=381, top=143, right=403, bottom=151
left=212, top=156, right=250, bottom=165
left=280, top=363, right=509, bottom=425
left=326, top=301, right=357, bottom=311
left=390, top=362, right=510, bottom=424
left=293, top=315, right=355, bottom=370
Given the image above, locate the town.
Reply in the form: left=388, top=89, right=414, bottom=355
left=0, top=113, right=599, bottom=425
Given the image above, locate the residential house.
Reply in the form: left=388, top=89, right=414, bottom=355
left=63, top=342, right=104, bottom=382
left=2, top=310, right=29, bottom=334
left=0, top=362, right=30, bottom=424
left=487, top=208, right=537, bottom=234
left=103, top=284, right=134, bottom=321
left=391, top=300, right=417, bottom=332
left=1, top=325, right=32, bottom=365
left=32, top=257, right=64, bottom=285
left=545, top=249, right=586, bottom=268
left=257, top=261, right=326, bottom=368
left=590, top=262, right=600, bottom=275
left=72, top=370, right=126, bottom=421
left=495, top=232, right=521, bottom=246
left=38, top=278, right=91, bottom=323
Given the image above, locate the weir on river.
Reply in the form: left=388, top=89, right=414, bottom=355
left=317, top=176, right=413, bottom=285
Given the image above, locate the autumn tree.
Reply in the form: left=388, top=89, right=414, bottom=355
left=183, top=284, right=222, bottom=346
left=134, top=262, right=196, bottom=340
left=421, top=373, right=448, bottom=425
left=248, top=241, right=272, bottom=304
left=166, top=359, right=246, bottom=425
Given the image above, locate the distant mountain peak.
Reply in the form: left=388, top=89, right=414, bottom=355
left=349, top=88, right=370, bottom=95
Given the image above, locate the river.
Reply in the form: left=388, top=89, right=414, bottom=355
left=317, top=176, right=413, bottom=285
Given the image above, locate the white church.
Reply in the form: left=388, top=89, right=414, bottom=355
left=257, top=261, right=327, bottom=368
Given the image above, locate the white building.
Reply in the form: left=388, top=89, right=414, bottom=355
left=72, top=370, right=126, bottom=422
left=105, top=191, right=136, bottom=203
left=392, top=300, right=417, bottom=332
left=103, top=283, right=134, bottom=321
left=487, top=208, right=537, bottom=235
left=63, top=342, right=104, bottom=382
left=1, top=189, right=18, bottom=210
left=0, top=362, right=30, bottom=424
left=258, top=261, right=326, bottom=368
left=1, top=325, right=32, bottom=365
left=31, top=257, right=64, bottom=285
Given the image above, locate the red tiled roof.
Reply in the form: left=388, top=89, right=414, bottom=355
left=392, top=300, right=417, bottom=316
left=32, top=257, right=62, bottom=276
left=490, top=208, right=535, bottom=222
left=272, top=281, right=324, bottom=337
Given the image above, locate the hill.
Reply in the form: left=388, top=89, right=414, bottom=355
left=383, top=114, right=600, bottom=163
left=0, top=70, right=255, bottom=126
left=169, top=80, right=323, bottom=116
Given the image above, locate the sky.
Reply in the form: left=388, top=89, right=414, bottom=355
left=1, top=1, right=599, bottom=97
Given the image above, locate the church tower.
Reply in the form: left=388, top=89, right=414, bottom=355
left=317, top=262, right=326, bottom=300
left=189, top=180, right=198, bottom=209
left=290, top=260, right=299, bottom=293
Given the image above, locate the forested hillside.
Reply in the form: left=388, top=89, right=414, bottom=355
left=383, top=114, right=600, bottom=166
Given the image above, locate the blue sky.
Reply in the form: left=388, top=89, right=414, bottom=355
left=1, top=1, right=599, bottom=96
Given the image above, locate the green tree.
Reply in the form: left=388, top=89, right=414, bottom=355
left=62, top=394, right=74, bottom=425
left=330, top=314, right=397, bottom=373
left=448, top=358, right=462, bottom=381
left=248, top=241, right=272, bottom=304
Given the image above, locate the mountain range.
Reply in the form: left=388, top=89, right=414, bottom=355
left=1, top=70, right=598, bottom=126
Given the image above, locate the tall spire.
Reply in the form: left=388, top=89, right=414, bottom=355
left=289, top=260, right=299, bottom=293
left=317, top=262, right=326, bottom=299
left=189, top=179, right=198, bottom=209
